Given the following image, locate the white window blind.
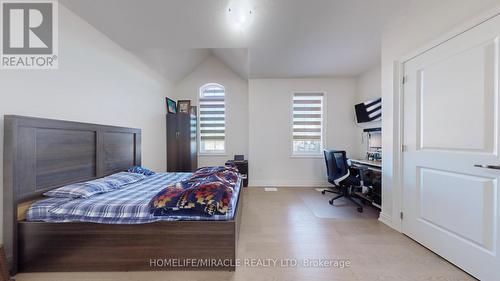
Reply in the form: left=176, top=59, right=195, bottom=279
left=292, top=93, right=324, bottom=155
left=199, top=84, right=226, bottom=153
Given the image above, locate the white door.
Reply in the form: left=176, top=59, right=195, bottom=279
left=403, top=15, right=500, bottom=281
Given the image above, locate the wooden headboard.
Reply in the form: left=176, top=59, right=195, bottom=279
left=2, top=115, right=141, bottom=266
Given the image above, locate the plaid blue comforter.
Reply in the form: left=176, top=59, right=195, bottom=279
left=27, top=172, right=241, bottom=224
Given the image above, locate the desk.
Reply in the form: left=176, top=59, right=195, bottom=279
left=349, top=159, right=381, bottom=169
left=349, top=159, right=382, bottom=209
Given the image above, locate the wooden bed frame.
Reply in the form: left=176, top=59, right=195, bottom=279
left=3, top=115, right=242, bottom=274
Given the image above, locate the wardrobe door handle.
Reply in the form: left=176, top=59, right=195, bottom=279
left=474, top=164, right=500, bottom=170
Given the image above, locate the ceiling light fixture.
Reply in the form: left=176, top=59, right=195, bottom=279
left=226, top=0, right=254, bottom=32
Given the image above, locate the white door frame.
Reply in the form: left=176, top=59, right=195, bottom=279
left=391, top=5, right=500, bottom=232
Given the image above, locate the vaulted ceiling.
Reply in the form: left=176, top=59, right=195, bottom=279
left=61, top=0, right=406, bottom=83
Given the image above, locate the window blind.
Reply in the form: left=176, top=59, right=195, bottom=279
left=292, top=93, right=323, bottom=153
left=199, top=86, right=225, bottom=143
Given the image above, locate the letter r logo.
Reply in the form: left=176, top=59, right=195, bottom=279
left=2, top=2, right=53, bottom=54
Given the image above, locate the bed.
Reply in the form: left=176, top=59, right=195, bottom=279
left=3, top=115, right=243, bottom=274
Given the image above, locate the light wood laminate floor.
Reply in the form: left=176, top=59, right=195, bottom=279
left=15, top=187, right=475, bottom=281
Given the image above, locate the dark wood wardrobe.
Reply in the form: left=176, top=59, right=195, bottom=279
left=166, top=106, right=198, bottom=172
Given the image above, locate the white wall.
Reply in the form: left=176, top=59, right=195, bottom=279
left=248, top=78, right=359, bottom=187
left=173, top=60, right=361, bottom=187
left=355, top=65, right=382, bottom=158
left=172, top=56, right=249, bottom=167
left=0, top=5, right=171, bottom=243
left=381, top=0, right=500, bottom=228
left=356, top=65, right=381, bottom=103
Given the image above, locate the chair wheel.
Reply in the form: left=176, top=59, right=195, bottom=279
left=357, top=207, right=363, bottom=213
left=321, top=190, right=325, bottom=195
left=329, top=199, right=334, bottom=205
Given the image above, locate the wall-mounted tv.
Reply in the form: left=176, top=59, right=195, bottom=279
left=355, top=98, right=381, bottom=123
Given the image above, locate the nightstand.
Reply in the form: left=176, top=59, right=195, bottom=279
left=225, top=160, right=248, bottom=187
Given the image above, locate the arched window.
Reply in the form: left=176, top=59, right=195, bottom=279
left=199, top=83, right=226, bottom=154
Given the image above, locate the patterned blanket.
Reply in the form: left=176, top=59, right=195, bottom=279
left=150, top=166, right=239, bottom=216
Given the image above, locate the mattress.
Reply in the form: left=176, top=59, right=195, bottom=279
left=27, top=172, right=242, bottom=224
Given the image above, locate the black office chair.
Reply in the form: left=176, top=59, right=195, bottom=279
left=322, top=150, right=364, bottom=213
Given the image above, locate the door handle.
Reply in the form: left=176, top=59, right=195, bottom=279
left=474, top=164, right=500, bottom=170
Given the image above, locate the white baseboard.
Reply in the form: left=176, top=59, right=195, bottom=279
left=249, top=179, right=330, bottom=188
left=378, top=212, right=393, bottom=228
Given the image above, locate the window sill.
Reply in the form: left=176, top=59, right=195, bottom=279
left=290, top=154, right=323, bottom=159
left=198, top=153, right=228, bottom=157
